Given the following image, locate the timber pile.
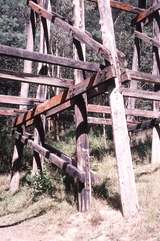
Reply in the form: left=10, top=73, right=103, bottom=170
left=0, top=0, right=159, bottom=217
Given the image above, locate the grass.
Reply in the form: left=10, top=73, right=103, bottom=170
left=0, top=128, right=160, bottom=240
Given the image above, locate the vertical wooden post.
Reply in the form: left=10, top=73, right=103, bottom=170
left=10, top=128, right=24, bottom=194
left=10, top=9, right=34, bottom=192
left=98, top=0, right=139, bottom=217
left=73, top=0, right=91, bottom=211
left=32, top=0, right=51, bottom=174
left=127, top=0, right=146, bottom=116
left=151, top=0, right=160, bottom=164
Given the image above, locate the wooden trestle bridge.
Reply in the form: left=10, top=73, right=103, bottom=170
left=0, top=0, right=160, bottom=217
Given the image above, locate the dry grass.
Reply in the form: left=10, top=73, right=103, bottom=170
left=0, top=135, right=160, bottom=240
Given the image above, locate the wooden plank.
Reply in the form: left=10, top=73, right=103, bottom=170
left=122, top=69, right=160, bottom=84
left=9, top=128, right=24, bottom=194
left=15, top=132, right=85, bottom=182
left=129, top=118, right=160, bottom=132
left=0, top=108, right=26, bottom=116
left=121, top=88, right=160, bottom=101
left=110, top=89, right=139, bottom=216
left=0, top=70, right=74, bottom=88
left=29, top=1, right=112, bottom=63
left=0, top=110, right=17, bottom=116
left=88, top=117, right=112, bottom=125
left=151, top=0, right=160, bottom=165
left=0, top=44, right=99, bottom=72
left=87, top=104, right=160, bottom=119
left=98, top=0, right=138, bottom=217
left=88, top=0, right=143, bottom=14
left=73, top=0, right=91, bottom=212
left=133, top=3, right=160, bottom=24
left=135, top=31, right=160, bottom=48
left=0, top=95, right=41, bottom=106
left=14, top=66, right=115, bottom=126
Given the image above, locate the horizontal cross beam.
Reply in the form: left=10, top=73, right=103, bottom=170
left=0, top=44, right=99, bottom=72
left=121, top=69, right=160, bottom=84
left=0, top=70, right=73, bottom=88
left=87, top=104, right=160, bottom=119
left=0, top=108, right=25, bottom=116
left=121, top=88, right=160, bottom=101
left=0, top=95, right=41, bottom=106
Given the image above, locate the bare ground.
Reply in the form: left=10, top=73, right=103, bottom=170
left=0, top=162, right=160, bottom=241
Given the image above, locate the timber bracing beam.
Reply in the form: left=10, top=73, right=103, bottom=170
left=14, top=66, right=115, bottom=127
left=0, top=70, right=74, bottom=88
left=135, top=31, right=160, bottom=48
left=121, top=69, right=160, bottom=84
left=87, top=0, right=144, bottom=14
left=121, top=88, right=160, bottom=101
left=132, top=3, right=160, bottom=24
left=0, top=95, right=41, bottom=106
left=0, top=108, right=26, bottom=117
left=87, top=104, right=160, bottom=119
left=0, top=44, right=99, bottom=72
left=15, top=132, right=85, bottom=182
left=28, top=1, right=112, bottom=63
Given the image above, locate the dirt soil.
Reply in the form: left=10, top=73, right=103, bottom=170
left=0, top=200, right=160, bottom=241
left=0, top=164, right=160, bottom=241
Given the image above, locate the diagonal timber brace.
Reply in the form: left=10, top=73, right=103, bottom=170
left=14, top=66, right=115, bottom=127
left=28, top=1, right=112, bottom=63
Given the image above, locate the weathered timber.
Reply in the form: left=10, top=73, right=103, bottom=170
left=0, top=70, right=74, bottom=88
left=14, top=66, right=115, bottom=126
left=0, top=108, right=26, bottom=117
left=88, top=0, right=143, bottom=14
left=129, top=118, right=160, bottom=132
left=121, top=88, right=160, bottom=101
left=10, top=128, right=24, bottom=194
left=87, top=104, right=160, bottom=119
left=133, top=3, right=160, bottom=24
left=110, top=89, right=139, bottom=216
left=135, top=31, right=160, bottom=48
left=0, top=44, right=99, bottom=72
left=127, top=0, right=145, bottom=120
left=0, top=95, right=41, bottom=106
left=98, top=0, right=138, bottom=217
left=88, top=116, right=140, bottom=127
left=121, top=69, right=160, bottom=84
left=151, top=0, right=160, bottom=165
left=73, top=0, right=91, bottom=212
left=15, top=132, right=85, bottom=182
left=28, top=1, right=112, bottom=63
left=88, top=117, right=112, bottom=125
